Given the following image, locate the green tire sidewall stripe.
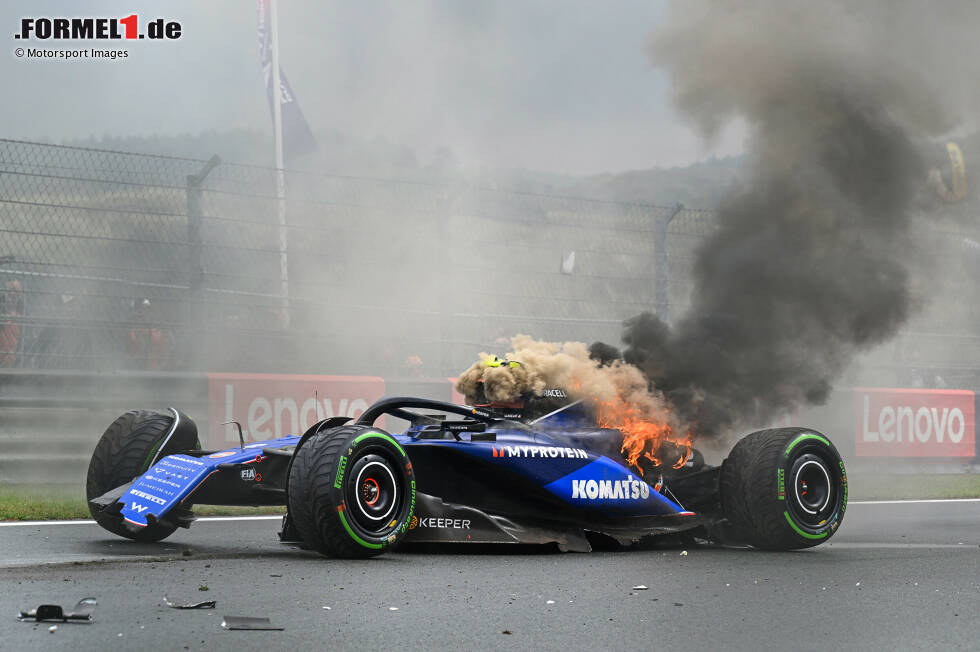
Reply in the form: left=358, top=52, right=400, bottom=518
left=339, top=430, right=410, bottom=549
left=141, top=439, right=164, bottom=473
left=783, top=433, right=831, bottom=458
left=783, top=511, right=829, bottom=540
left=142, top=437, right=201, bottom=472
left=338, top=509, right=383, bottom=549
left=840, top=464, right=848, bottom=514
left=352, top=431, right=407, bottom=458
left=781, top=432, right=842, bottom=540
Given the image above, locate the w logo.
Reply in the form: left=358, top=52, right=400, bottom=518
left=129, top=502, right=148, bottom=513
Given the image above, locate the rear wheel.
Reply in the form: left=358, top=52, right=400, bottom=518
left=86, top=409, right=199, bottom=542
left=720, top=428, right=847, bottom=550
left=287, top=425, right=415, bottom=558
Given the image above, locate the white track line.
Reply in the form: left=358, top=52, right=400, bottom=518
left=188, top=515, right=283, bottom=522
left=1, top=498, right=978, bottom=528
left=849, top=498, right=980, bottom=505
left=827, top=542, right=975, bottom=549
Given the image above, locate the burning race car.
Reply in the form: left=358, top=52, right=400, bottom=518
left=87, top=389, right=848, bottom=557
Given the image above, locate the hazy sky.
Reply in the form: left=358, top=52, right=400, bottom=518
left=1, top=0, right=744, bottom=174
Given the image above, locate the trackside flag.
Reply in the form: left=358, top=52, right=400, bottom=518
left=257, top=0, right=316, bottom=161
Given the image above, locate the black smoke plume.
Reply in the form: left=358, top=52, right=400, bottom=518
left=603, top=1, right=980, bottom=437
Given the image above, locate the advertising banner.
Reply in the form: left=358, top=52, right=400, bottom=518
left=854, top=387, right=975, bottom=458
left=207, top=373, right=385, bottom=448
left=448, top=377, right=465, bottom=405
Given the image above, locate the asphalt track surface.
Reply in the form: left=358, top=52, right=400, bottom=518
left=1, top=500, right=978, bottom=651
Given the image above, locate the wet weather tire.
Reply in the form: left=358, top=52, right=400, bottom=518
left=720, top=428, right=847, bottom=550
left=287, top=425, right=415, bottom=558
left=86, top=409, right=199, bottom=542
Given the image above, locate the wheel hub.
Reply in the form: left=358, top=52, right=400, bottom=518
left=346, top=453, right=401, bottom=533
left=791, top=454, right=832, bottom=519
left=361, top=478, right=380, bottom=506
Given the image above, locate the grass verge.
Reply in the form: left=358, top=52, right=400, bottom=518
left=0, top=484, right=284, bottom=521
left=2, top=474, right=978, bottom=521
left=847, top=473, right=980, bottom=501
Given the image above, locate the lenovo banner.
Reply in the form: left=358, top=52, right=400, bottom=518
left=855, top=388, right=975, bottom=458
left=207, top=373, right=386, bottom=448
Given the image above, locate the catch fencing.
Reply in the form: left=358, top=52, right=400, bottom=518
left=0, top=138, right=700, bottom=378
left=1, top=138, right=979, bottom=386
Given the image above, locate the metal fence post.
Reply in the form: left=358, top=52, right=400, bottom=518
left=438, top=188, right=461, bottom=377
left=185, top=155, right=220, bottom=369
left=653, top=202, right=684, bottom=324
left=275, top=167, right=290, bottom=331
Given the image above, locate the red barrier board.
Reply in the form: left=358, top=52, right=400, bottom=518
left=207, top=373, right=386, bottom=448
left=854, top=388, right=975, bottom=458
left=447, top=377, right=466, bottom=405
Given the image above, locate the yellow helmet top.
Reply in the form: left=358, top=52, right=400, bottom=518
left=483, top=355, right=522, bottom=369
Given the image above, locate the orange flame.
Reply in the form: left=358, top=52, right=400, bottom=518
left=672, top=445, right=693, bottom=469
left=594, top=399, right=693, bottom=476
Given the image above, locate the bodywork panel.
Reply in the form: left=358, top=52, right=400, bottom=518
left=97, top=399, right=710, bottom=545
left=117, top=436, right=299, bottom=528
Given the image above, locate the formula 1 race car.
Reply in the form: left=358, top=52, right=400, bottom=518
left=87, top=396, right=847, bottom=557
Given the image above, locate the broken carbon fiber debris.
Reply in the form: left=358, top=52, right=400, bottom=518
left=18, top=597, right=97, bottom=623
left=221, top=616, right=284, bottom=631
left=163, top=596, right=216, bottom=609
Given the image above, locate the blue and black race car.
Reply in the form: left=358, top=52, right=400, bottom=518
left=87, top=394, right=847, bottom=557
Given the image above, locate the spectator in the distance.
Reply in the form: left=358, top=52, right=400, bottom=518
left=0, top=280, right=24, bottom=367
left=900, top=340, right=926, bottom=388
left=28, top=294, right=94, bottom=369
left=126, top=297, right=171, bottom=370
left=403, top=354, right=425, bottom=378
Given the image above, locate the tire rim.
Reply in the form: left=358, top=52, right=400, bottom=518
left=788, top=452, right=836, bottom=527
left=346, top=453, right=401, bottom=534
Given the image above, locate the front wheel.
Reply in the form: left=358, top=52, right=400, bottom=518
left=720, top=428, right=847, bottom=550
left=287, top=425, right=415, bottom=558
left=86, top=409, right=199, bottom=542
